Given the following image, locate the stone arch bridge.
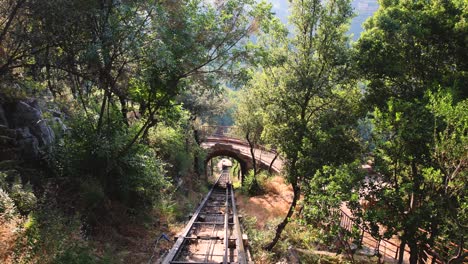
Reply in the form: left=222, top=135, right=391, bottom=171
left=200, top=126, right=283, bottom=179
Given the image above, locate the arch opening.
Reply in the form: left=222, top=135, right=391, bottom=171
left=204, top=149, right=250, bottom=183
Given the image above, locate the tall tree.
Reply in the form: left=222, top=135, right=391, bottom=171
left=354, top=0, right=467, bottom=262
left=0, top=0, right=32, bottom=78
left=249, top=0, right=361, bottom=250
left=19, top=0, right=272, bottom=154
left=235, top=75, right=266, bottom=188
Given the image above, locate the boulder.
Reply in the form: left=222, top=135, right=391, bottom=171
left=11, top=101, right=54, bottom=146
left=0, top=98, right=56, bottom=163
left=15, top=127, right=40, bottom=161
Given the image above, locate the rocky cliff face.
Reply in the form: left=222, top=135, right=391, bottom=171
left=0, top=98, right=55, bottom=169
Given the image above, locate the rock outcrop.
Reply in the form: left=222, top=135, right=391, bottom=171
left=0, top=98, right=55, bottom=167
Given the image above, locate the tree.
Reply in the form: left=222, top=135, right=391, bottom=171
left=354, top=0, right=467, bottom=262
left=356, top=0, right=468, bottom=106
left=235, top=74, right=266, bottom=189
left=427, top=90, right=467, bottom=263
left=0, top=0, right=34, bottom=78
left=248, top=0, right=361, bottom=251
left=0, top=0, right=273, bottom=208
left=177, top=84, right=226, bottom=174
left=15, top=0, right=272, bottom=166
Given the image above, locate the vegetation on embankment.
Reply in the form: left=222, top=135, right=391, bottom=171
left=233, top=0, right=467, bottom=263
left=0, top=0, right=466, bottom=263
left=0, top=0, right=273, bottom=262
left=0, top=106, right=211, bottom=263
left=236, top=173, right=380, bottom=263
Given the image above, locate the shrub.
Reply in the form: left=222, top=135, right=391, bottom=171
left=148, top=124, right=193, bottom=178
left=53, top=245, right=112, bottom=264
left=10, top=180, right=37, bottom=215
left=241, top=170, right=269, bottom=196
left=0, top=188, right=17, bottom=222
left=0, top=171, right=37, bottom=216
left=49, top=109, right=172, bottom=211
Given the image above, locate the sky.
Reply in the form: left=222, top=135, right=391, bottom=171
left=267, top=0, right=379, bottom=40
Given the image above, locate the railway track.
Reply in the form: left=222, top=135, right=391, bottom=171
left=161, top=169, right=251, bottom=264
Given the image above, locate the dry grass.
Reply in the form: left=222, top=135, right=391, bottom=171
left=0, top=217, right=23, bottom=263
left=236, top=176, right=293, bottom=229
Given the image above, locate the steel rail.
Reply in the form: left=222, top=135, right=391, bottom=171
left=161, top=176, right=223, bottom=263
left=223, top=179, right=229, bottom=264
left=161, top=169, right=248, bottom=264
left=230, top=181, right=247, bottom=263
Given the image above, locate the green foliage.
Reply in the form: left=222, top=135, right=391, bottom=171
left=0, top=172, right=16, bottom=221
left=304, top=163, right=362, bottom=224
left=0, top=188, right=17, bottom=222
left=149, top=124, right=192, bottom=178
left=238, top=0, right=363, bottom=250
left=10, top=202, right=115, bottom=264
left=79, top=179, right=105, bottom=212
left=213, top=87, right=240, bottom=126
left=356, top=0, right=468, bottom=104
left=242, top=216, right=277, bottom=262
left=0, top=172, right=37, bottom=216
left=241, top=170, right=270, bottom=196
left=53, top=245, right=112, bottom=264
left=353, top=1, right=467, bottom=262
left=50, top=109, right=171, bottom=211
left=355, top=93, right=467, bottom=262
left=302, top=163, right=363, bottom=252
left=10, top=180, right=37, bottom=215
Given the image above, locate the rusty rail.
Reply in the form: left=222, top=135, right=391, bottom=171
left=161, top=170, right=249, bottom=264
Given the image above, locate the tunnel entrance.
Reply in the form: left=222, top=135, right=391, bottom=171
left=205, top=155, right=247, bottom=184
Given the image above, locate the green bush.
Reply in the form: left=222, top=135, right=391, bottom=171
left=53, top=245, right=112, bottom=264
left=10, top=180, right=37, bottom=215
left=241, top=170, right=269, bottom=196
left=148, top=125, right=193, bottom=177
left=0, top=188, right=17, bottom=222
left=49, top=109, right=172, bottom=211
left=0, top=172, right=37, bottom=216
left=79, top=179, right=105, bottom=211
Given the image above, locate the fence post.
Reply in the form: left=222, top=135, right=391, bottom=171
left=360, top=229, right=364, bottom=247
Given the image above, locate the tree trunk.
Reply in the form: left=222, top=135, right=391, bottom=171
left=263, top=183, right=300, bottom=251
left=193, top=125, right=201, bottom=175
left=408, top=239, right=418, bottom=264
left=210, top=159, right=214, bottom=178
left=398, top=238, right=407, bottom=264
left=96, top=89, right=109, bottom=134
left=268, top=152, right=278, bottom=174
left=119, top=95, right=129, bottom=127
left=246, top=132, right=257, bottom=175
left=246, top=132, right=260, bottom=193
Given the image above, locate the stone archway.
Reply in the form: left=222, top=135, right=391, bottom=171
left=204, top=147, right=252, bottom=183
left=201, top=138, right=283, bottom=178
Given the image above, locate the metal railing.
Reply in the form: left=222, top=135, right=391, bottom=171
left=337, top=209, right=465, bottom=263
